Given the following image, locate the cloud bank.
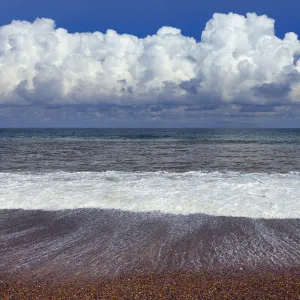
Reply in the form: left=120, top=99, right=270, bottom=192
left=1, top=13, right=300, bottom=125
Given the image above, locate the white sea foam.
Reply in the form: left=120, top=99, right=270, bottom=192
left=0, top=171, right=299, bottom=218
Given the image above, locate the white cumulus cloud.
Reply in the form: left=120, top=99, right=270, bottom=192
left=0, top=12, right=300, bottom=113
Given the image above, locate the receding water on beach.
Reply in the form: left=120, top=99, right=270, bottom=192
left=1, top=128, right=300, bottom=281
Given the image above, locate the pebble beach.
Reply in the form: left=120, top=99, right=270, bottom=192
left=1, top=270, right=300, bottom=299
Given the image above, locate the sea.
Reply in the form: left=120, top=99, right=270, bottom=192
left=1, top=128, right=300, bottom=278
left=1, top=128, right=300, bottom=218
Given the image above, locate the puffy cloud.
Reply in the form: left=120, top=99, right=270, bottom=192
left=0, top=12, right=300, bottom=115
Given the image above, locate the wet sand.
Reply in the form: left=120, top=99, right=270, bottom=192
left=1, top=209, right=300, bottom=298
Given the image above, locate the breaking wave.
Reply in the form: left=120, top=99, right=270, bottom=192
left=1, top=171, right=299, bottom=218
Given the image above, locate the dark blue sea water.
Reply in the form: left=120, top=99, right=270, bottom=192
left=0, top=128, right=300, bottom=173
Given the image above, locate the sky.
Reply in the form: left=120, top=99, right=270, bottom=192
left=1, top=0, right=300, bottom=127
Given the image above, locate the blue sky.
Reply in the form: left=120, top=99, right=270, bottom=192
left=1, top=0, right=300, bottom=127
left=1, top=0, right=299, bottom=39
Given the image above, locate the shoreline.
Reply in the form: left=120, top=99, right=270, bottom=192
left=1, top=209, right=300, bottom=298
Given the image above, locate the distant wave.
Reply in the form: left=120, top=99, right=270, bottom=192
left=1, top=171, right=300, bottom=218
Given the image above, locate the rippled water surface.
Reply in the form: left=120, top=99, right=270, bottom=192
left=1, top=128, right=300, bottom=172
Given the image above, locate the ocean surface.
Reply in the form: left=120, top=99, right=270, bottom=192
left=1, top=128, right=300, bottom=279
left=1, top=128, right=300, bottom=218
